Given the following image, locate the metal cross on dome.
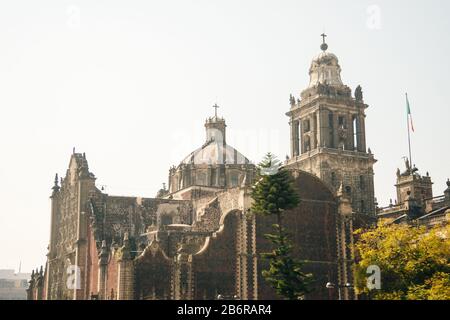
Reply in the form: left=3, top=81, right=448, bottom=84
left=320, top=33, right=328, bottom=51
left=213, top=103, right=219, bottom=117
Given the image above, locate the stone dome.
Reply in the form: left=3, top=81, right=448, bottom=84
left=308, top=50, right=344, bottom=88
left=167, top=112, right=255, bottom=194
left=181, top=139, right=251, bottom=166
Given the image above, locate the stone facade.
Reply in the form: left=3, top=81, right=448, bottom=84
left=32, top=112, right=349, bottom=300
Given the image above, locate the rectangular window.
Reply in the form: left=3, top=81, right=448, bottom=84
left=328, top=113, right=334, bottom=127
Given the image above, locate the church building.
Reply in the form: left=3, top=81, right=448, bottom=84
left=28, top=36, right=403, bottom=300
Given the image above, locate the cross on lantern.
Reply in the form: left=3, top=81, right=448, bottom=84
left=213, top=104, right=219, bottom=118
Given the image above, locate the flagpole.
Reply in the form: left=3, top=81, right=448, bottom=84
left=406, top=93, right=412, bottom=167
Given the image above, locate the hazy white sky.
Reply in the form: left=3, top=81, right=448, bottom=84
left=1, top=0, right=449, bottom=272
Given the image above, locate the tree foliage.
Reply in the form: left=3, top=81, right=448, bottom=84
left=354, top=221, right=450, bottom=300
left=251, top=153, right=313, bottom=299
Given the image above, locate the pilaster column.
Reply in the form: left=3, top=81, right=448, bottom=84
left=98, top=240, right=108, bottom=300
left=360, top=115, right=367, bottom=152
left=117, top=233, right=134, bottom=300
left=316, top=110, right=322, bottom=148
left=289, top=118, right=295, bottom=158
left=333, top=113, right=339, bottom=149
left=311, top=113, right=317, bottom=149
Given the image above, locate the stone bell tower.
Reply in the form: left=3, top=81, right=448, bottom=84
left=285, top=35, right=377, bottom=216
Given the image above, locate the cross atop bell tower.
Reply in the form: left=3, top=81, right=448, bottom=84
left=320, top=33, right=328, bottom=51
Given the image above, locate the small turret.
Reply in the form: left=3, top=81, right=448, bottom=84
left=205, top=104, right=226, bottom=144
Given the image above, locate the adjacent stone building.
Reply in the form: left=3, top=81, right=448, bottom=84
left=377, top=160, right=450, bottom=227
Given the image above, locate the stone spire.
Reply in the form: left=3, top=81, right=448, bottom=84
left=51, top=173, right=60, bottom=195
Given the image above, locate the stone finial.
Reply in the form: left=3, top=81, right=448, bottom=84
left=355, top=85, right=363, bottom=101
left=52, top=173, right=60, bottom=194
left=446, top=179, right=450, bottom=188
left=404, top=157, right=411, bottom=172
left=289, top=94, right=296, bottom=106
left=396, top=168, right=401, bottom=178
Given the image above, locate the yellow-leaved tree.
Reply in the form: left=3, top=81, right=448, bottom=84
left=353, top=222, right=450, bottom=300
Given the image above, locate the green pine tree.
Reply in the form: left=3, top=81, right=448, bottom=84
left=251, top=153, right=313, bottom=300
